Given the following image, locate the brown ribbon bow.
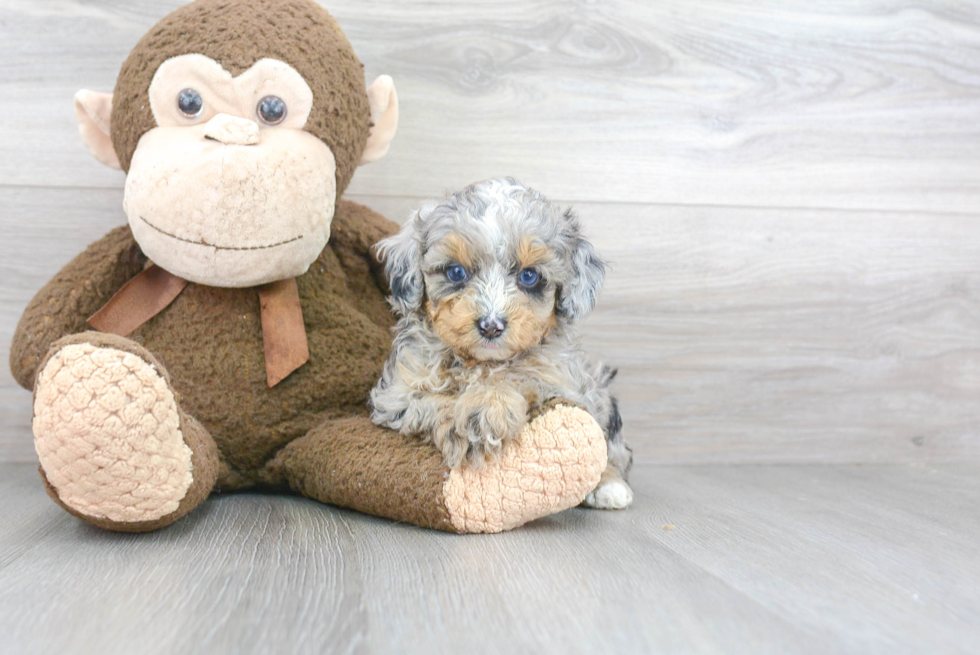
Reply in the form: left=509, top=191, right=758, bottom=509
left=88, top=264, right=309, bottom=387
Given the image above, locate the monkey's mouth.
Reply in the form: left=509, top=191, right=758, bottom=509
left=140, top=216, right=303, bottom=251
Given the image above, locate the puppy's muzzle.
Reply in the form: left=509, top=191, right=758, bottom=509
left=477, top=316, right=507, bottom=340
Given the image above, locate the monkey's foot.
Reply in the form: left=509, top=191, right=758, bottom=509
left=442, top=404, right=606, bottom=533
left=32, top=333, right=217, bottom=531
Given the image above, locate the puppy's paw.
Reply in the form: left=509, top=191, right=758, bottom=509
left=433, top=420, right=468, bottom=470
left=530, top=397, right=587, bottom=420
left=582, top=475, right=634, bottom=510
left=465, top=404, right=524, bottom=446
left=454, top=385, right=529, bottom=463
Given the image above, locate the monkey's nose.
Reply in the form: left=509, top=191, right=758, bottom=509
left=477, top=316, right=507, bottom=340
left=203, top=113, right=260, bottom=146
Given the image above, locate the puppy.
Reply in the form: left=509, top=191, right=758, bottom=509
left=370, top=178, right=633, bottom=509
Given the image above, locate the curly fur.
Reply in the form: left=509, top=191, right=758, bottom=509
left=370, top=178, right=633, bottom=482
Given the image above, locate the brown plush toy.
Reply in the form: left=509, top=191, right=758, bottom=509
left=10, top=0, right=606, bottom=534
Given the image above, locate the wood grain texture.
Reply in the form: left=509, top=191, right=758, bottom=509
left=350, top=195, right=980, bottom=465
left=2, top=1, right=979, bottom=463
left=4, top=188, right=979, bottom=463
left=1, top=461, right=978, bottom=654
left=3, top=3, right=979, bottom=652
left=0, top=0, right=979, bottom=210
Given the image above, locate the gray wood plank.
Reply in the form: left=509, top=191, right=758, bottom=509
left=1, top=462, right=978, bottom=654
left=638, top=464, right=980, bottom=654
left=1, top=0, right=978, bottom=211
left=4, top=187, right=979, bottom=464
left=0, top=462, right=69, bottom=571
left=0, top=463, right=817, bottom=655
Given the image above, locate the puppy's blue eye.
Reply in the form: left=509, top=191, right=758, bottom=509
left=518, top=268, right=539, bottom=287
left=446, top=264, right=468, bottom=283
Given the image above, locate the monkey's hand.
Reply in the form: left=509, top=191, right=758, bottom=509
left=10, top=225, right=145, bottom=389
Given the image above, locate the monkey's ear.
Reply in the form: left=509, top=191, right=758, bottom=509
left=360, top=75, right=398, bottom=165
left=74, top=90, right=121, bottom=170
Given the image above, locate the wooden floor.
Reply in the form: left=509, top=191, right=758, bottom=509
left=1, top=461, right=978, bottom=654
left=2, top=0, right=980, bottom=653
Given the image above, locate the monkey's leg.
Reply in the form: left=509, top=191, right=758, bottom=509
left=32, top=332, right=219, bottom=532
left=265, top=403, right=606, bottom=533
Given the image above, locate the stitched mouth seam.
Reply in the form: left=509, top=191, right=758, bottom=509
left=140, top=216, right=303, bottom=251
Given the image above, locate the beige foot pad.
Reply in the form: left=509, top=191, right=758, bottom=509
left=33, top=342, right=194, bottom=523
left=443, top=404, right=606, bottom=533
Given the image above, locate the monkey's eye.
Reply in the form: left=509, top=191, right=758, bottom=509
left=518, top=268, right=539, bottom=287
left=257, top=95, right=287, bottom=125
left=446, top=264, right=469, bottom=284
left=177, top=88, right=204, bottom=118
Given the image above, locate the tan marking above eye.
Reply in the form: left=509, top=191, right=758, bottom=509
left=436, top=233, right=475, bottom=268
left=516, top=237, right=553, bottom=270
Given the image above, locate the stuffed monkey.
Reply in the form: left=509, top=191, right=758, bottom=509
left=10, top=0, right=606, bottom=534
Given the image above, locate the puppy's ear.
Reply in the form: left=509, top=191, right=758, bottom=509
left=376, top=216, right=424, bottom=316
left=557, top=210, right=606, bottom=321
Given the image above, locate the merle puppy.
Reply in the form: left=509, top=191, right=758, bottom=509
left=370, top=178, right=632, bottom=509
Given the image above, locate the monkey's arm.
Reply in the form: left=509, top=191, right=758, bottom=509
left=10, top=225, right=146, bottom=389
left=328, top=199, right=401, bottom=326
left=330, top=199, right=400, bottom=261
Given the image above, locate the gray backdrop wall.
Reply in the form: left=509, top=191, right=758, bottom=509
left=2, top=0, right=978, bottom=464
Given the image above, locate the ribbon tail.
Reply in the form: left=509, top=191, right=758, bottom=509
left=88, top=264, right=188, bottom=336
left=258, top=278, right=310, bottom=387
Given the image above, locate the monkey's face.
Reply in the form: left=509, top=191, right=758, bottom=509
left=123, top=55, right=335, bottom=287
left=75, top=0, right=398, bottom=288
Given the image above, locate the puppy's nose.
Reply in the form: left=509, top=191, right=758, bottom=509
left=477, top=316, right=507, bottom=340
